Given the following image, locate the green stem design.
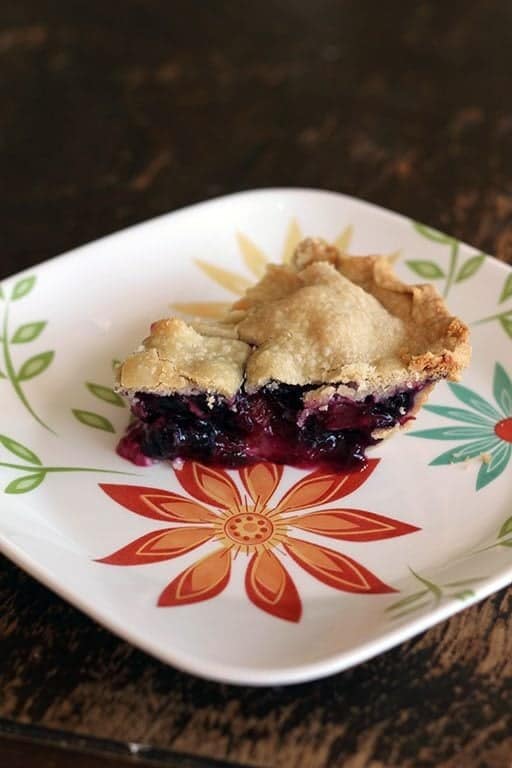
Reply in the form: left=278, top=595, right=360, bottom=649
left=0, top=461, right=135, bottom=476
left=444, top=240, right=459, bottom=298
left=472, top=310, right=511, bottom=326
left=473, top=538, right=512, bottom=555
left=408, top=566, right=443, bottom=606
left=2, top=301, right=55, bottom=433
left=387, top=568, right=484, bottom=619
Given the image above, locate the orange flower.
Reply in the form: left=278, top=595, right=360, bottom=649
left=98, top=460, right=419, bottom=622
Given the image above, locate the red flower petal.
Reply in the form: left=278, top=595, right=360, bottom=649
left=287, top=509, right=419, bottom=542
left=239, top=463, right=283, bottom=506
left=275, top=460, right=379, bottom=514
left=174, top=462, right=241, bottom=509
left=158, top=548, right=231, bottom=606
left=283, top=536, right=395, bottom=593
left=96, top=527, right=215, bottom=565
left=97, top=526, right=215, bottom=565
left=245, top=549, right=302, bottom=622
left=99, top=484, right=216, bottom=523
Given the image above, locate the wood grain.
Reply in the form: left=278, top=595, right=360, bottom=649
left=1, top=1, right=512, bottom=766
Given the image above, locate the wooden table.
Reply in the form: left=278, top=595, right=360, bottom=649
left=1, top=2, right=512, bottom=766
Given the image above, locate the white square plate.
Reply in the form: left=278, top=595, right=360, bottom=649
left=1, top=189, right=511, bottom=685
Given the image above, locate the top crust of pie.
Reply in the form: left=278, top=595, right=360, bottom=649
left=117, top=237, right=471, bottom=399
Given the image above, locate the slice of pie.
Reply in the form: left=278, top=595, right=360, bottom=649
left=115, top=238, right=470, bottom=470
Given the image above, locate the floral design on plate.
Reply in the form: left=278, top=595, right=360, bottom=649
left=0, top=433, right=134, bottom=494
left=98, top=459, right=419, bottom=622
left=72, top=360, right=126, bottom=434
left=385, top=567, right=486, bottom=620
left=409, top=221, right=486, bottom=298
left=475, top=512, right=512, bottom=554
left=473, top=270, right=512, bottom=342
left=0, top=275, right=55, bottom=432
left=409, top=362, right=512, bottom=489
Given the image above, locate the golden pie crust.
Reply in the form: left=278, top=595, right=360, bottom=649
left=117, top=238, right=470, bottom=400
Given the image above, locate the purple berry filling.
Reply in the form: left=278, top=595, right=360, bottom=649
left=117, top=383, right=427, bottom=471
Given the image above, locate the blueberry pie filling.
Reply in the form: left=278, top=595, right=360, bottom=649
left=117, top=383, right=431, bottom=470
left=115, top=237, right=470, bottom=471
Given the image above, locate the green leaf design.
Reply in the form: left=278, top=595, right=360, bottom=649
left=455, top=254, right=485, bottom=283
left=499, top=314, right=512, bottom=341
left=476, top=444, right=512, bottom=490
left=17, top=351, right=54, bottom=381
left=405, top=260, right=445, bottom=279
left=410, top=425, right=492, bottom=441
left=0, top=285, right=4, bottom=300
left=408, top=567, right=442, bottom=601
left=453, top=589, right=475, bottom=601
left=449, top=383, right=503, bottom=421
left=112, top=359, right=121, bottom=370
left=0, top=370, right=6, bottom=379
left=499, top=273, right=512, bottom=304
left=413, top=222, right=453, bottom=244
left=11, top=276, right=36, bottom=301
left=498, top=516, right=512, bottom=539
left=388, top=600, right=433, bottom=619
left=0, top=434, right=41, bottom=465
left=385, top=590, right=429, bottom=612
left=11, top=321, right=46, bottom=344
left=5, top=472, right=45, bottom=494
left=72, top=409, right=115, bottom=433
left=86, top=382, right=125, bottom=407
left=429, top=437, right=498, bottom=465
left=422, top=404, right=494, bottom=427
left=387, top=571, right=485, bottom=619
left=493, top=363, right=512, bottom=416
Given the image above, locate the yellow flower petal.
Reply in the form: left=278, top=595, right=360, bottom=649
left=195, top=260, right=252, bottom=295
left=281, top=218, right=303, bottom=263
left=334, top=225, right=353, bottom=252
left=236, top=233, right=268, bottom=278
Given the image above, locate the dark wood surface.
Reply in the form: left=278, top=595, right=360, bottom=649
left=1, top=2, right=512, bottom=766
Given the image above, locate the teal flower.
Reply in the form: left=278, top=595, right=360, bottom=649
left=409, top=363, right=512, bottom=490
